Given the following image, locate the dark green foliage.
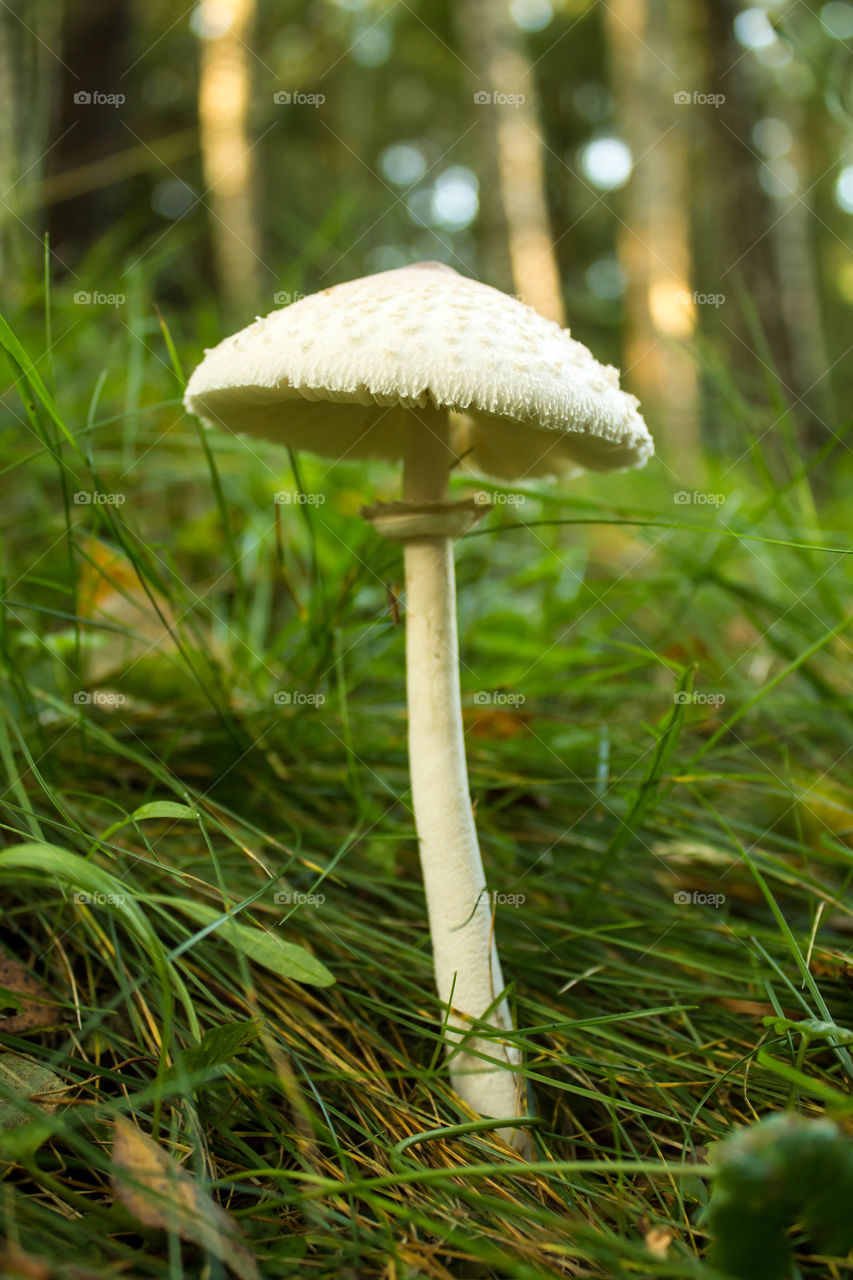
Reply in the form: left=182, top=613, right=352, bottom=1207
left=707, top=1114, right=853, bottom=1279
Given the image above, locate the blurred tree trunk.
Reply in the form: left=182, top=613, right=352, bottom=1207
left=0, top=0, right=78, bottom=274
left=455, top=0, right=565, bottom=324
left=197, top=0, right=263, bottom=319
left=702, top=0, right=786, bottom=370
left=604, top=0, right=703, bottom=482
left=764, top=97, right=833, bottom=443
left=0, top=5, right=21, bottom=274
left=45, top=0, right=131, bottom=264
left=770, top=138, right=833, bottom=439
left=701, top=0, right=831, bottom=455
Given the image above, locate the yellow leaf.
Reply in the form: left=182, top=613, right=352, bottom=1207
left=645, top=1226, right=674, bottom=1259
left=111, top=1117, right=258, bottom=1280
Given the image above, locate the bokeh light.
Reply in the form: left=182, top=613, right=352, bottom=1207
left=585, top=257, right=626, bottom=299
left=430, top=167, right=479, bottom=230
left=733, top=8, right=777, bottom=50
left=579, top=137, right=632, bottom=190
left=821, top=2, right=853, bottom=38
left=835, top=165, right=853, bottom=213
left=511, top=0, right=554, bottom=32
left=380, top=144, right=427, bottom=187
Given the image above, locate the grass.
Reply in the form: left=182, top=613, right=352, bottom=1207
left=1, top=261, right=852, bottom=1278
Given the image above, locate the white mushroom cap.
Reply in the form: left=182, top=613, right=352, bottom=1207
left=184, top=262, right=653, bottom=479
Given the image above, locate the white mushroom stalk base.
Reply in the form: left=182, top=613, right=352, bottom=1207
left=365, top=406, right=530, bottom=1155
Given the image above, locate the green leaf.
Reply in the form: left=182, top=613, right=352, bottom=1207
left=706, top=1114, right=853, bottom=1279
left=163, top=898, right=335, bottom=987
left=762, top=1015, right=853, bottom=1044
left=130, top=801, right=199, bottom=822
left=170, top=1020, right=262, bottom=1080
left=100, top=800, right=199, bottom=843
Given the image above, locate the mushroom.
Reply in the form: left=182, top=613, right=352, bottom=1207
left=184, top=262, right=653, bottom=1153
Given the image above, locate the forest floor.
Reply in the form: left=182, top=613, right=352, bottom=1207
left=1, top=286, right=852, bottom=1278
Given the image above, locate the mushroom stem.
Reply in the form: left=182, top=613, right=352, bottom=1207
left=401, top=404, right=527, bottom=1150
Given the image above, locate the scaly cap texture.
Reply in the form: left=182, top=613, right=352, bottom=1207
left=184, top=262, right=654, bottom=479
